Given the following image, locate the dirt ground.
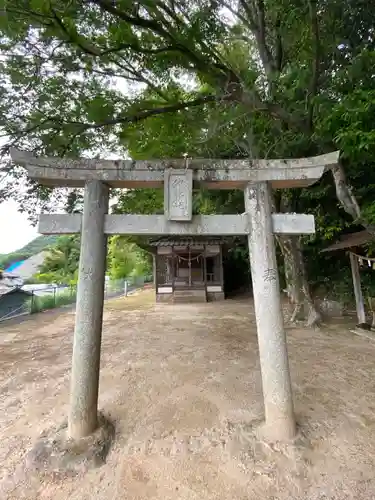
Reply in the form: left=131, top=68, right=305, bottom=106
left=1, top=290, right=375, bottom=499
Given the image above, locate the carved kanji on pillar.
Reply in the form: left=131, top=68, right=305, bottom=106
left=164, top=169, right=193, bottom=221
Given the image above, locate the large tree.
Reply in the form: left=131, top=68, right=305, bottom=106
left=1, top=0, right=374, bottom=321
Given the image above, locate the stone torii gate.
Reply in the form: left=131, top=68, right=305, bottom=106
left=10, top=149, right=339, bottom=442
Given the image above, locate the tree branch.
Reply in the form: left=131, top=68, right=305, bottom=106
left=238, top=0, right=257, bottom=26
left=89, top=0, right=228, bottom=76
left=153, top=0, right=183, bottom=25
left=49, top=5, right=101, bottom=56
left=253, top=0, right=276, bottom=79
left=107, top=57, right=170, bottom=101
left=43, top=2, right=182, bottom=59
left=240, top=88, right=307, bottom=130
left=275, top=14, right=283, bottom=72
left=1, top=118, right=52, bottom=156
left=88, top=0, right=172, bottom=37
left=101, top=43, right=177, bottom=56
left=307, top=0, right=320, bottom=131
left=238, top=0, right=276, bottom=80
left=256, top=0, right=267, bottom=47
left=1, top=96, right=223, bottom=152
left=221, top=0, right=256, bottom=31
left=4, top=6, right=54, bottom=23
left=76, top=94, right=222, bottom=129
left=48, top=4, right=187, bottom=97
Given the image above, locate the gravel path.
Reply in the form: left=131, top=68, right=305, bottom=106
left=1, top=291, right=375, bottom=499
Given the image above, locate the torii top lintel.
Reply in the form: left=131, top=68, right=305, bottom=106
left=9, top=149, right=339, bottom=190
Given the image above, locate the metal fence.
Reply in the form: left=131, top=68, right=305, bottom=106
left=0, top=275, right=153, bottom=322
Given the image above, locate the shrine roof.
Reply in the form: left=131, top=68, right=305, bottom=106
left=149, top=237, right=227, bottom=247
left=321, top=230, right=373, bottom=252
left=9, top=148, right=340, bottom=189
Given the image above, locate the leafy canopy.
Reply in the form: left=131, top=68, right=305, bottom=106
left=1, top=1, right=375, bottom=262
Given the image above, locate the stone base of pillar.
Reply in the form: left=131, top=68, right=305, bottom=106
left=256, top=415, right=297, bottom=442
left=24, top=413, right=115, bottom=478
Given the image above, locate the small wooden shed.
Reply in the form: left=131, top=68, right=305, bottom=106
left=322, top=230, right=374, bottom=325
left=0, top=286, right=32, bottom=320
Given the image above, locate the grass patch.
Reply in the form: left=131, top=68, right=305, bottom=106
left=30, top=289, right=77, bottom=313
left=105, top=288, right=155, bottom=311
left=29, top=284, right=154, bottom=314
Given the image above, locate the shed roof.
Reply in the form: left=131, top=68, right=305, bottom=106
left=321, top=230, right=374, bottom=252
left=0, top=286, right=32, bottom=298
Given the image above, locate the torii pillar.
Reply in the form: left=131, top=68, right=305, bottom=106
left=69, top=180, right=109, bottom=439
left=245, top=182, right=294, bottom=440
left=10, top=148, right=340, bottom=442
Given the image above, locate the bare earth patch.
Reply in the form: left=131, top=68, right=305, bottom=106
left=1, top=290, right=375, bottom=499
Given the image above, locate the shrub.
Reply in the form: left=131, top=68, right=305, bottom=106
left=30, top=288, right=77, bottom=313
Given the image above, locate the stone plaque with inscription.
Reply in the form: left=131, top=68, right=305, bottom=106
left=164, top=169, right=193, bottom=221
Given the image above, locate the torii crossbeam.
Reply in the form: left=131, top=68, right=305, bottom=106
left=10, top=148, right=340, bottom=443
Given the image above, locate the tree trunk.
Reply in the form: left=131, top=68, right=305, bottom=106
left=277, top=235, right=322, bottom=327
left=273, top=191, right=321, bottom=327
left=331, top=162, right=375, bottom=235
left=277, top=162, right=373, bottom=328
left=294, top=235, right=322, bottom=327
left=277, top=234, right=304, bottom=317
left=331, top=163, right=361, bottom=221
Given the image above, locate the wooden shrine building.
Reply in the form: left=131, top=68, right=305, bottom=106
left=151, top=237, right=225, bottom=302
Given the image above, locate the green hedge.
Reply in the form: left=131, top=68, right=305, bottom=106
left=30, top=288, right=77, bottom=313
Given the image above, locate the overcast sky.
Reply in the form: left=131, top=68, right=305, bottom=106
left=0, top=137, right=125, bottom=255
left=0, top=198, right=39, bottom=254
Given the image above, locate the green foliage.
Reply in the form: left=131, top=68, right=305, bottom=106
left=33, top=235, right=80, bottom=284
left=107, top=236, right=151, bottom=280
left=114, top=189, right=164, bottom=215
left=30, top=288, right=77, bottom=313
left=17, top=235, right=59, bottom=255
left=1, top=1, right=375, bottom=304
left=27, top=227, right=152, bottom=285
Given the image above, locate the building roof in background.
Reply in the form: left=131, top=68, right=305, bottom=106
left=0, top=272, right=24, bottom=288
left=0, top=286, right=32, bottom=298
left=5, top=251, right=46, bottom=280
left=0, top=285, right=11, bottom=296
left=321, top=230, right=374, bottom=252
left=6, top=260, right=25, bottom=273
